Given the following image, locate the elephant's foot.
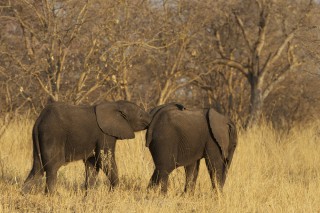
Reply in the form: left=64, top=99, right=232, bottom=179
left=22, top=176, right=44, bottom=194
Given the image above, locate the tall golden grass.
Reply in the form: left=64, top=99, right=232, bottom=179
left=0, top=117, right=319, bottom=212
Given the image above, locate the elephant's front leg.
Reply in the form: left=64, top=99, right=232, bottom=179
left=184, top=160, right=200, bottom=193
left=148, top=169, right=170, bottom=193
left=84, top=156, right=100, bottom=190
left=100, top=149, right=119, bottom=189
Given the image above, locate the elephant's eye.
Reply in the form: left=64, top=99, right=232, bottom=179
left=120, top=111, right=128, bottom=119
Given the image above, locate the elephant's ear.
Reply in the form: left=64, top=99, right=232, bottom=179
left=208, top=108, right=230, bottom=159
left=146, top=103, right=185, bottom=147
left=95, top=103, right=135, bottom=139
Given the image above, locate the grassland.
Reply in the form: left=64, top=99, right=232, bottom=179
left=0, top=117, right=319, bottom=212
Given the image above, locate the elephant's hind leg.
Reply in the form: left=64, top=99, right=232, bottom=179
left=22, top=161, right=44, bottom=194
left=22, top=152, right=44, bottom=194
left=45, top=167, right=59, bottom=194
left=184, top=160, right=200, bottom=193
left=204, top=142, right=227, bottom=192
left=148, top=169, right=171, bottom=193
left=204, top=156, right=226, bottom=192
left=84, top=156, right=100, bottom=190
left=148, top=169, right=160, bottom=187
left=44, top=158, right=64, bottom=194
left=99, top=149, right=119, bottom=190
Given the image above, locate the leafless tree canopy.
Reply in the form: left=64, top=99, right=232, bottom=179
left=1, top=0, right=320, bottom=129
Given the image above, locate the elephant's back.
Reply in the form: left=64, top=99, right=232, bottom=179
left=151, top=109, right=209, bottom=166
left=152, top=109, right=208, bottom=134
left=36, top=103, right=98, bottom=138
left=163, top=108, right=202, bottom=122
left=39, top=103, right=93, bottom=123
left=168, top=109, right=209, bottom=140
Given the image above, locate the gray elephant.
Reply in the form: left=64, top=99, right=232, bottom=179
left=23, top=100, right=151, bottom=194
left=146, top=103, right=237, bottom=193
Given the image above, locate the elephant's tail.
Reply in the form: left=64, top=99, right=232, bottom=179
left=227, top=119, right=238, bottom=166
left=146, top=103, right=185, bottom=147
left=229, top=120, right=238, bottom=146
left=32, top=118, right=44, bottom=173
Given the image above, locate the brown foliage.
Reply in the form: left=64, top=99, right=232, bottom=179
left=1, top=0, right=320, bottom=129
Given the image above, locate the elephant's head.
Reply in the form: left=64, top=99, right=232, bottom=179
left=95, top=100, right=151, bottom=139
left=208, top=109, right=237, bottom=165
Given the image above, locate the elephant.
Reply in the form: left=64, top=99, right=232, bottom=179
left=146, top=103, right=237, bottom=193
left=22, top=100, right=151, bottom=194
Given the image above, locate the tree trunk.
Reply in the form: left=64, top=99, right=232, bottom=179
left=246, top=73, right=263, bottom=128
left=156, top=80, right=171, bottom=105
left=156, top=92, right=167, bottom=105
left=122, top=68, right=131, bottom=101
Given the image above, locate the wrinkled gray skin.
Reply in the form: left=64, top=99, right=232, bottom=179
left=23, top=100, right=151, bottom=194
left=146, top=103, right=237, bottom=193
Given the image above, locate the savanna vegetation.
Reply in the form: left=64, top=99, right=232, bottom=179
left=0, top=119, right=320, bottom=212
left=1, top=0, right=320, bottom=212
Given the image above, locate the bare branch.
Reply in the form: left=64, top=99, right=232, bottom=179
left=32, top=73, right=55, bottom=100
left=215, top=30, right=227, bottom=58
left=76, top=39, right=97, bottom=92
left=262, top=54, right=301, bottom=101
left=211, top=59, right=249, bottom=77
left=22, top=0, right=46, bottom=28
left=270, top=32, right=295, bottom=66
left=67, top=1, right=90, bottom=45
left=74, top=82, right=102, bottom=105
left=254, top=7, right=268, bottom=63
left=233, top=12, right=252, bottom=52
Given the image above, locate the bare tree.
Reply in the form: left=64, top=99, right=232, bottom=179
left=204, top=0, right=320, bottom=127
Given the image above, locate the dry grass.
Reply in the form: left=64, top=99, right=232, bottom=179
left=0, top=117, right=320, bottom=212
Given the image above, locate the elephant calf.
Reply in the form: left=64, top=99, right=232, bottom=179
left=146, top=103, right=237, bottom=193
left=23, top=100, right=151, bottom=194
